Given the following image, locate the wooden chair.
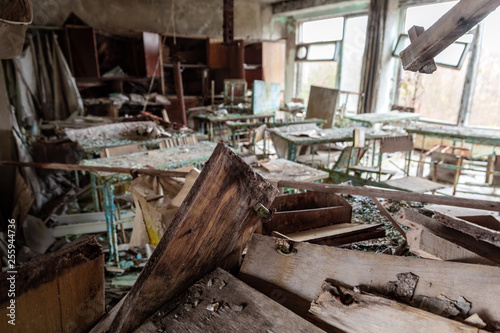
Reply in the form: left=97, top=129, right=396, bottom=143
left=100, top=144, right=143, bottom=158
left=333, top=146, right=367, bottom=173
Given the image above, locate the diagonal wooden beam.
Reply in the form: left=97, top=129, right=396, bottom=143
left=400, top=0, right=500, bottom=72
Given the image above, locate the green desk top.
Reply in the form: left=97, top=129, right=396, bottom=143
left=194, top=112, right=275, bottom=122
left=270, top=127, right=389, bottom=145
left=226, top=118, right=326, bottom=130
left=81, top=141, right=218, bottom=178
left=405, top=126, right=500, bottom=145
left=345, top=111, right=420, bottom=124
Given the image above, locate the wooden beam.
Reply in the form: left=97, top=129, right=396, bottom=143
left=407, top=26, right=437, bottom=74
left=0, top=237, right=104, bottom=333
left=400, top=0, right=500, bottom=72
left=370, top=196, right=406, bottom=239
left=136, top=268, right=324, bottom=332
left=0, top=160, right=189, bottom=178
left=108, top=143, right=278, bottom=332
left=434, top=212, right=500, bottom=247
left=239, top=234, right=500, bottom=325
left=396, top=208, right=500, bottom=265
left=308, top=280, right=482, bottom=333
left=276, top=180, right=500, bottom=212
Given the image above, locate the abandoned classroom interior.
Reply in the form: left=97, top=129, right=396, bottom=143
left=1, top=0, right=500, bottom=332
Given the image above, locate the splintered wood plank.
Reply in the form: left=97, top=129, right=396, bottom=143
left=397, top=208, right=500, bottom=265
left=0, top=237, right=104, bottom=333
left=109, top=143, right=278, bottom=332
left=239, top=234, right=500, bottom=326
left=136, top=268, right=324, bottom=333
left=284, top=223, right=383, bottom=243
left=406, top=227, right=496, bottom=266
left=434, top=212, right=500, bottom=247
left=400, top=0, right=500, bottom=72
left=308, top=281, right=481, bottom=333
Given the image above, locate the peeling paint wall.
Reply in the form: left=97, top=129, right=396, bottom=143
left=15, top=0, right=284, bottom=39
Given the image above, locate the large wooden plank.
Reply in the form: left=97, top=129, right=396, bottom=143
left=136, top=268, right=324, bottom=333
left=397, top=208, right=500, bottom=265
left=239, top=234, right=500, bottom=326
left=109, top=143, right=278, bottom=332
left=0, top=237, right=104, bottom=333
left=400, top=0, right=500, bottom=72
left=276, top=181, right=500, bottom=212
left=284, top=223, right=383, bottom=243
left=308, top=280, right=481, bottom=333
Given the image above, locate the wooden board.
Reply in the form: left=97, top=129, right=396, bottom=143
left=284, top=223, right=383, bottom=243
left=239, top=234, right=500, bottom=326
left=306, top=86, right=339, bottom=128
left=434, top=212, right=500, bottom=247
left=397, top=208, right=500, bottom=265
left=108, top=143, right=278, bottom=332
left=264, top=191, right=351, bottom=235
left=135, top=268, right=324, bottom=333
left=406, top=227, right=496, bottom=266
left=308, top=280, right=481, bottom=333
left=0, top=237, right=104, bottom=333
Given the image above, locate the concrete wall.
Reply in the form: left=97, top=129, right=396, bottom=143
left=13, top=0, right=283, bottom=39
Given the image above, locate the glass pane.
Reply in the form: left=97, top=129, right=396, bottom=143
left=469, top=8, right=500, bottom=128
left=340, top=15, right=368, bottom=93
left=299, top=62, right=338, bottom=104
left=397, top=55, right=469, bottom=123
left=301, top=17, right=344, bottom=43
left=307, top=43, right=336, bottom=60
left=404, top=2, right=458, bottom=32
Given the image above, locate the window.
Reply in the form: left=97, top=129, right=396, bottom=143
left=395, top=1, right=470, bottom=124
left=469, top=7, right=500, bottom=128
left=295, top=15, right=367, bottom=107
left=396, top=1, right=500, bottom=129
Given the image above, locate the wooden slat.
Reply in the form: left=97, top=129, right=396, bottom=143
left=284, top=223, right=383, bottom=243
left=406, top=227, right=496, bottom=266
left=400, top=0, right=500, bottom=72
left=397, top=208, right=500, bottom=265
left=108, top=143, right=278, bottom=332
left=434, top=212, right=500, bottom=247
left=135, top=268, right=324, bottom=332
left=275, top=180, right=500, bottom=212
left=308, top=280, right=482, bottom=333
left=239, top=234, right=500, bottom=326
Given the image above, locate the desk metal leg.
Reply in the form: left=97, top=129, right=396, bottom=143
left=103, top=181, right=119, bottom=265
left=91, top=174, right=100, bottom=211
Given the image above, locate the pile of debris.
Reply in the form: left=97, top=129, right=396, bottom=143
left=1, top=143, right=499, bottom=332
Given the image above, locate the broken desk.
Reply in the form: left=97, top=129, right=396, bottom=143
left=80, top=141, right=219, bottom=264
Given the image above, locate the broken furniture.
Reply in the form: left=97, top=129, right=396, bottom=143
left=252, top=158, right=329, bottom=186
left=239, top=234, right=500, bottom=327
left=223, top=79, right=247, bottom=107
left=406, top=125, right=500, bottom=190
left=80, top=141, right=219, bottom=263
left=0, top=237, right=104, bottom=333
left=263, top=191, right=385, bottom=246
left=194, top=111, right=275, bottom=142
left=105, top=143, right=278, bottom=332
left=344, top=111, right=420, bottom=130
left=135, top=268, right=323, bottom=332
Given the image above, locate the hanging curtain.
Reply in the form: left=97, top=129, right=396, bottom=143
left=358, top=0, right=389, bottom=114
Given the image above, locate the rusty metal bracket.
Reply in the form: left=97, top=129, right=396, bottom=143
left=254, top=203, right=271, bottom=219
left=275, top=239, right=297, bottom=256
